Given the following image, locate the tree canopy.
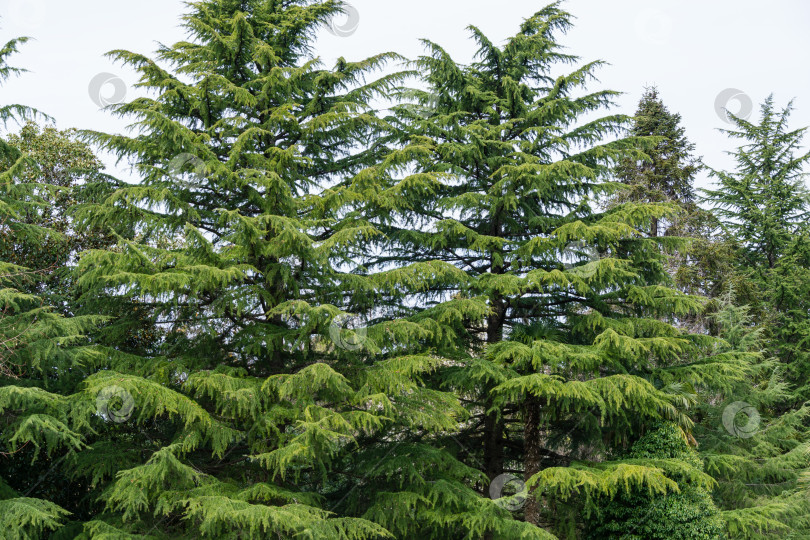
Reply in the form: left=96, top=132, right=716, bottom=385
left=1, top=2, right=808, bottom=539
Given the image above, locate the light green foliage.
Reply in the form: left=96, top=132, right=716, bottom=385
left=1, top=123, right=113, bottom=289
left=1, top=4, right=809, bottom=540
left=0, top=497, right=72, bottom=540
left=702, top=100, right=810, bottom=394
left=347, top=3, right=744, bottom=536
left=0, top=21, right=92, bottom=539
left=2, top=1, right=484, bottom=537
left=692, top=292, right=810, bottom=539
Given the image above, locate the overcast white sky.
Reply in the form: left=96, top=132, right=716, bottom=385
left=1, top=0, right=809, bottom=188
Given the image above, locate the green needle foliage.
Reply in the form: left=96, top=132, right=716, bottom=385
left=694, top=292, right=810, bottom=539
left=346, top=3, right=745, bottom=536
left=587, top=423, right=725, bottom=540
left=613, top=86, right=702, bottom=239
left=17, top=0, right=487, bottom=537
left=703, top=97, right=810, bottom=270
left=0, top=24, right=102, bottom=539
left=697, top=98, right=810, bottom=538
left=1, top=3, right=809, bottom=539
left=610, top=88, right=733, bottom=304
left=703, top=97, right=810, bottom=398
left=1, top=123, right=119, bottom=311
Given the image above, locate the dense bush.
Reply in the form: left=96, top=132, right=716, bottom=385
left=588, top=424, right=725, bottom=539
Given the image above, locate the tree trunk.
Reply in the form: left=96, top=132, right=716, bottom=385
left=483, top=404, right=504, bottom=482
left=524, top=396, right=543, bottom=526
left=483, top=291, right=506, bottom=481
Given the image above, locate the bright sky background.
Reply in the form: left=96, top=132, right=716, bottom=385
left=1, top=0, right=809, bottom=188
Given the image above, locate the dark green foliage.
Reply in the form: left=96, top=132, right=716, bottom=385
left=4, top=1, right=507, bottom=537
left=613, top=87, right=702, bottom=238
left=703, top=97, right=810, bottom=269
left=588, top=424, right=725, bottom=540
left=613, top=91, right=810, bottom=539
left=0, top=23, right=103, bottom=539
left=703, top=97, right=810, bottom=397
left=693, top=292, right=810, bottom=539
left=665, top=96, right=810, bottom=538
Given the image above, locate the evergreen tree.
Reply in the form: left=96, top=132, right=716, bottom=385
left=703, top=96, right=810, bottom=270
left=694, top=291, right=810, bottom=539
left=3, top=3, right=808, bottom=538
left=603, top=92, right=808, bottom=538
left=613, top=87, right=702, bottom=238
left=2, top=1, right=514, bottom=538
left=348, top=4, right=744, bottom=536
left=0, top=24, right=101, bottom=539
left=703, top=97, right=810, bottom=397
left=0, top=122, right=118, bottom=311
left=611, top=88, right=737, bottom=306
left=587, top=423, right=725, bottom=539
left=698, top=98, right=810, bottom=537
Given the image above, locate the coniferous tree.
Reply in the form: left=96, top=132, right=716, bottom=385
left=587, top=422, right=725, bottom=539
left=348, top=4, right=744, bottom=536
left=611, top=88, right=736, bottom=306
left=0, top=125, right=122, bottom=535
left=5, top=3, right=809, bottom=538
left=703, top=97, right=810, bottom=270
left=698, top=98, right=810, bottom=537
left=703, top=97, right=810, bottom=397
left=0, top=25, right=102, bottom=539
left=694, top=291, right=810, bottom=539
left=603, top=91, right=806, bottom=538
left=613, top=87, right=702, bottom=239
left=4, top=1, right=506, bottom=538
